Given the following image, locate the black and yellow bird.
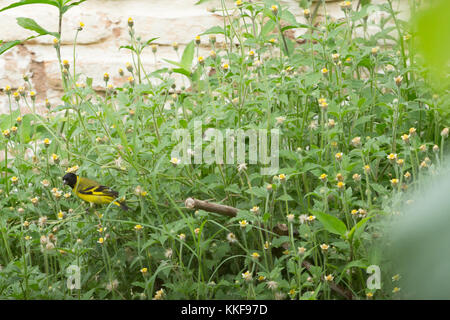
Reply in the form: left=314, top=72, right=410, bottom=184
left=62, top=173, right=129, bottom=211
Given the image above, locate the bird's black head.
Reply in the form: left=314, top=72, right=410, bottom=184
left=62, top=173, right=77, bottom=189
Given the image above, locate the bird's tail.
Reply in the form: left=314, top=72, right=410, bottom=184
left=114, top=201, right=130, bottom=211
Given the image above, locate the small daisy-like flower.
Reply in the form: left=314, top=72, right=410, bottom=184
left=165, top=248, right=173, bottom=258
left=3, top=129, right=11, bottom=138
left=13, top=91, right=20, bottom=102
left=409, top=127, right=416, bottom=136
left=66, top=165, right=79, bottom=173
left=387, top=153, right=397, bottom=162
left=53, top=38, right=59, bottom=47
left=320, top=173, right=328, bottom=182
left=237, top=163, right=247, bottom=172
left=227, top=232, right=237, bottom=243
left=325, top=274, right=334, bottom=281
left=10, top=176, right=18, bottom=184
left=266, top=183, right=273, bottom=192
left=419, top=161, right=428, bottom=169
left=321, top=67, right=329, bottom=76
left=270, top=5, right=278, bottom=15
left=134, top=224, right=143, bottom=231
left=441, top=128, right=449, bottom=138
left=337, top=181, right=345, bottom=190
left=194, top=228, right=200, bottom=235
left=320, top=243, right=330, bottom=252
left=43, top=138, right=51, bottom=147
left=64, top=193, right=71, bottom=198
left=335, top=152, right=343, bottom=161
left=336, top=173, right=344, bottom=182
left=299, top=214, right=308, bottom=224
left=251, top=252, right=260, bottom=260
left=351, top=137, right=361, bottom=147
left=103, top=73, right=110, bottom=82
left=29, top=91, right=36, bottom=101
left=178, top=233, right=186, bottom=241
left=4, top=85, right=11, bottom=95
left=307, top=215, right=316, bottom=222
left=328, top=119, right=336, bottom=128
left=286, top=214, right=295, bottom=222
left=396, top=159, right=404, bottom=167
left=401, top=134, right=410, bottom=144
left=275, top=116, right=286, bottom=125
left=371, top=46, right=379, bottom=56
left=351, top=209, right=359, bottom=216
left=248, top=50, right=255, bottom=58
left=31, top=197, right=39, bottom=205
left=394, top=75, right=403, bottom=87
left=258, top=275, right=266, bottom=281
left=151, top=44, right=158, bottom=53
left=140, top=267, right=148, bottom=274
left=239, top=220, right=248, bottom=228
left=38, top=216, right=47, bottom=226
left=352, top=173, right=361, bottom=182
left=340, top=1, right=352, bottom=11
left=195, top=35, right=201, bottom=45
left=390, top=178, right=399, bottom=186
left=127, top=76, right=135, bottom=85
left=318, top=97, right=328, bottom=109
left=78, top=21, right=84, bottom=31
left=62, top=59, right=70, bottom=69
left=127, top=17, right=134, bottom=28
left=25, top=235, right=32, bottom=241
left=269, top=38, right=277, bottom=44
left=364, top=165, right=371, bottom=173
left=250, top=206, right=260, bottom=215
left=278, top=173, right=286, bottom=181
left=16, top=116, right=22, bottom=124
left=267, top=281, right=278, bottom=290
left=209, top=35, right=216, bottom=45
left=303, top=8, right=310, bottom=18
left=170, top=157, right=181, bottom=166
left=97, top=237, right=104, bottom=244
left=57, top=210, right=64, bottom=220
left=392, top=287, right=400, bottom=293
left=209, top=50, right=217, bottom=59
left=366, top=292, right=374, bottom=299
left=222, top=63, right=229, bottom=71
left=298, top=247, right=306, bottom=255
left=23, top=220, right=30, bottom=227
left=153, top=289, right=164, bottom=300
left=235, top=0, right=243, bottom=6
left=404, top=171, right=411, bottom=180
left=197, top=56, right=204, bottom=65
left=242, top=270, right=253, bottom=282
left=392, top=274, right=401, bottom=281
left=51, top=153, right=60, bottom=164
left=264, top=241, right=270, bottom=249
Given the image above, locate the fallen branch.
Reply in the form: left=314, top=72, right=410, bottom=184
left=185, top=197, right=355, bottom=300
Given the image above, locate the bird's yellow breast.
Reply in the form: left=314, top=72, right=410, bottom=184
left=75, top=191, right=114, bottom=205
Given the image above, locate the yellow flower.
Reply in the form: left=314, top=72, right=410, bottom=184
left=2, top=129, right=11, bottom=138
left=390, top=178, right=399, bottom=186
left=198, top=56, right=204, bottom=64
left=10, top=176, right=18, bottom=184
left=222, top=63, right=229, bottom=70
left=320, top=243, right=330, bottom=251
left=303, top=8, right=310, bottom=18
left=392, top=287, right=400, bottom=293
left=250, top=206, right=260, bottom=214
left=340, top=1, right=352, bottom=11
left=270, top=5, right=278, bottom=15
left=335, top=152, right=343, bottom=161
left=44, top=138, right=51, bottom=147
left=325, top=274, right=334, bottom=281
left=321, top=67, right=329, bottom=75
left=140, top=267, right=148, bottom=274
left=366, top=292, right=374, bottom=298
left=97, top=237, right=104, bottom=244
left=25, top=235, right=32, bottom=241
left=319, top=173, right=328, bottom=182
left=153, top=288, right=164, bottom=300
left=235, top=0, right=243, bottom=6
left=278, top=173, right=286, bottom=181
left=307, top=215, right=316, bottom=222
left=298, top=247, right=306, bottom=255
left=392, top=274, right=401, bottom=281
left=286, top=214, right=295, bottom=222
left=134, top=224, right=143, bottom=231
left=239, top=220, right=248, bottom=228
left=337, top=181, right=345, bottom=190
left=127, top=17, right=134, bottom=27
left=178, top=233, right=186, bottom=241
left=251, top=252, right=260, bottom=259
left=258, top=275, right=266, bottom=281
left=371, top=46, right=379, bottom=55
left=387, top=153, right=397, bottom=162
left=62, top=59, right=70, bottom=69
left=242, top=270, right=252, bottom=281
left=170, top=157, right=181, bottom=166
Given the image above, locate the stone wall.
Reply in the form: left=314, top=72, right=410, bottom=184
left=0, top=0, right=408, bottom=113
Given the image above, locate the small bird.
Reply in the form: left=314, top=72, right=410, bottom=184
left=62, top=173, right=129, bottom=211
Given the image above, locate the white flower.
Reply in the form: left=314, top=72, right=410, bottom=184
left=237, top=163, right=247, bottom=172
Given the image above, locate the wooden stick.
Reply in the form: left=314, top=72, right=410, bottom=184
left=185, top=197, right=355, bottom=300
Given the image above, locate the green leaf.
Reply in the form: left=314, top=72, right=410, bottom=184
left=16, top=17, right=59, bottom=37
left=181, top=40, right=195, bottom=70
left=277, top=194, right=293, bottom=201
left=347, top=216, right=373, bottom=241
left=0, top=40, right=22, bottom=55
left=314, top=211, right=347, bottom=237
left=61, top=0, right=86, bottom=13
left=201, top=26, right=224, bottom=35
left=0, top=0, right=59, bottom=12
